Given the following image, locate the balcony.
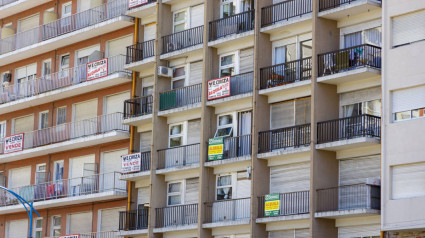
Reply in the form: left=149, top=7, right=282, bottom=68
left=205, top=135, right=251, bottom=167
left=159, top=83, right=202, bottom=114
left=206, top=72, right=253, bottom=107
left=316, top=114, right=381, bottom=151
left=0, top=0, right=53, bottom=19
left=0, top=172, right=126, bottom=214
left=51, top=231, right=119, bottom=238
left=204, top=198, right=251, bottom=228
left=154, top=204, right=198, bottom=232
left=119, top=207, right=149, bottom=236
left=315, top=184, right=380, bottom=218
left=157, top=143, right=200, bottom=173
left=161, top=26, right=204, bottom=59
left=122, top=95, right=153, bottom=126
left=261, top=0, right=312, bottom=33
left=0, top=0, right=133, bottom=66
left=318, top=44, right=381, bottom=88
left=120, top=151, right=151, bottom=181
left=124, top=40, right=156, bottom=72
left=257, top=191, right=310, bottom=223
left=209, top=10, right=255, bottom=46
left=318, top=0, right=381, bottom=21
left=0, top=55, right=131, bottom=114
left=0, top=113, right=129, bottom=163
left=258, top=124, right=310, bottom=159
left=126, top=0, right=157, bottom=18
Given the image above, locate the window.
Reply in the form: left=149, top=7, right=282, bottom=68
left=39, top=111, right=49, bottom=129
left=215, top=114, right=234, bottom=137
left=57, top=107, right=67, bottom=125
left=53, top=160, right=64, bottom=181
left=270, top=98, right=311, bottom=129
left=15, top=64, right=37, bottom=96
left=392, top=162, right=425, bottom=199
left=172, top=66, right=186, bottom=89
left=392, top=10, right=425, bottom=48
left=274, top=43, right=296, bottom=65
left=392, top=85, right=425, bottom=122
left=0, top=171, right=5, bottom=187
left=51, top=216, right=61, bottom=237
left=342, top=99, right=381, bottom=117
left=62, top=2, right=72, bottom=18
left=167, top=182, right=182, bottom=206
left=300, top=40, right=312, bottom=59
left=36, top=164, right=46, bottom=184
left=220, top=53, right=237, bottom=77
left=343, top=27, right=382, bottom=48
left=42, top=59, right=51, bottom=77
left=60, top=55, right=70, bottom=70
left=0, top=121, right=6, bottom=139
left=173, top=10, right=187, bottom=33
left=169, top=124, right=184, bottom=147
left=216, top=174, right=232, bottom=200
left=142, top=86, right=153, bottom=96
left=220, top=0, right=236, bottom=18
left=33, top=218, right=43, bottom=238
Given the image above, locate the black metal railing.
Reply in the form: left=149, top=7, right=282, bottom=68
left=208, top=72, right=253, bottom=101
left=209, top=10, right=255, bottom=41
left=260, top=57, right=312, bottom=89
left=126, top=40, right=155, bottom=64
left=128, top=0, right=156, bottom=9
left=261, top=0, right=312, bottom=27
left=258, top=124, right=310, bottom=153
left=317, top=184, right=381, bottom=212
left=318, top=44, right=381, bottom=77
left=162, top=26, right=204, bottom=54
left=119, top=207, right=149, bottom=231
left=123, top=95, right=153, bottom=119
left=205, top=198, right=251, bottom=223
left=158, top=143, right=200, bottom=169
left=319, top=0, right=381, bottom=12
left=207, top=135, right=251, bottom=162
left=317, top=114, right=381, bottom=144
left=155, top=203, right=198, bottom=228
left=258, top=191, right=310, bottom=218
left=138, top=151, right=151, bottom=172
left=159, top=83, right=202, bottom=111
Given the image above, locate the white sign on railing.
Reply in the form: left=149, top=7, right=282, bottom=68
left=207, top=76, right=231, bottom=100
left=4, top=133, right=24, bottom=154
left=129, top=0, right=148, bottom=8
left=122, top=152, right=142, bottom=173
left=87, top=58, right=108, bottom=81
left=59, top=234, right=80, bottom=238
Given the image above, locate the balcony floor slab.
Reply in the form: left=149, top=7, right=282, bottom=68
left=126, top=3, right=157, bottom=19
left=118, top=229, right=148, bottom=237
left=0, top=0, right=53, bottom=18
left=314, top=209, right=380, bottom=219
left=124, top=57, right=155, bottom=73
left=206, top=92, right=253, bottom=108
left=158, top=103, right=202, bottom=118
left=120, top=171, right=151, bottom=181
left=153, top=223, right=198, bottom=233
left=0, top=190, right=127, bottom=215
left=0, top=130, right=130, bottom=163
left=0, top=72, right=131, bottom=115
left=316, top=137, right=380, bottom=151
left=208, top=30, right=254, bottom=49
left=318, top=0, right=381, bottom=21
left=156, top=163, right=200, bottom=175
left=261, top=14, right=312, bottom=34
left=256, top=213, right=310, bottom=224
left=258, top=146, right=311, bottom=160
left=160, top=44, right=203, bottom=60
left=317, top=67, right=381, bottom=86
left=260, top=79, right=312, bottom=104
left=123, top=114, right=153, bottom=127
left=202, top=219, right=250, bottom=229
left=204, top=155, right=251, bottom=168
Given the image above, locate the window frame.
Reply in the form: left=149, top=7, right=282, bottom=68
left=0, top=120, right=6, bottom=139
left=51, top=215, right=61, bottom=237
left=215, top=113, right=236, bottom=137
left=168, top=122, right=187, bottom=148
left=219, top=51, right=239, bottom=77
left=216, top=173, right=234, bottom=201
left=62, top=2, right=72, bottom=18
left=173, top=9, right=188, bottom=33
left=42, top=59, right=52, bottom=77
left=171, top=65, right=187, bottom=89
left=167, top=181, right=185, bottom=206
left=39, top=111, right=49, bottom=130
left=33, top=217, right=43, bottom=238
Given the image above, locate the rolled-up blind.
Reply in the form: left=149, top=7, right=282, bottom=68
left=6, top=219, right=28, bottom=238
left=392, top=10, right=425, bottom=47
left=338, top=224, right=380, bottom=238
left=392, top=162, right=425, bottom=199
left=14, top=114, right=34, bottom=134
left=392, top=85, right=425, bottom=113
left=69, top=212, right=92, bottom=234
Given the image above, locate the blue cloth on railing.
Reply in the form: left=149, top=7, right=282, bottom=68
left=19, top=186, right=34, bottom=202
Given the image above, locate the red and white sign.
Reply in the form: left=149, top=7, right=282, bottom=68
left=129, top=0, right=148, bottom=8
left=87, top=58, right=108, bottom=81
left=122, top=152, right=142, bottom=173
left=207, top=76, right=231, bottom=100
left=4, top=133, right=24, bottom=154
left=59, top=235, right=80, bottom=238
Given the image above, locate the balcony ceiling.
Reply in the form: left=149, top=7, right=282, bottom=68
left=0, top=0, right=53, bottom=19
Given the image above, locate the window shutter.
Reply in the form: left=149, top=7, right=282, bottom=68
left=9, top=166, right=31, bottom=188
left=107, top=35, right=133, bottom=57
left=74, top=99, right=98, bottom=121
left=270, top=101, right=294, bottom=129
left=18, top=14, right=39, bottom=32
left=100, top=207, right=126, bottom=231
left=185, top=178, right=199, bottom=204
left=392, top=162, right=425, bottom=199
left=138, top=186, right=150, bottom=205
left=189, top=61, right=203, bottom=85
left=140, top=131, right=152, bottom=152
left=190, top=4, right=204, bottom=28
left=69, top=212, right=93, bottom=234
left=270, top=162, right=310, bottom=194
left=338, top=224, right=380, bottom=238
left=14, top=114, right=34, bottom=134
left=6, top=219, right=28, bottom=238
left=144, top=23, right=156, bottom=41
left=105, top=92, right=130, bottom=114
left=187, top=119, right=201, bottom=144
left=239, top=48, right=254, bottom=74
left=339, top=156, right=380, bottom=186
left=392, top=85, right=425, bottom=113
left=392, top=10, right=425, bottom=47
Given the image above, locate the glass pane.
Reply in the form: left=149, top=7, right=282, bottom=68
left=301, top=40, right=312, bottom=58
left=220, top=67, right=234, bottom=77
left=286, top=43, right=296, bottom=62
left=219, top=115, right=233, bottom=126
left=222, top=3, right=235, bottom=18
left=61, top=55, right=69, bottom=68
left=53, top=216, right=61, bottom=226
left=168, top=183, right=181, bottom=193
left=365, top=27, right=382, bottom=47
left=173, top=67, right=185, bottom=78
left=170, top=125, right=182, bottom=135
left=221, top=55, right=234, bottom=67
left=64, top=5, right=71, bottom=14
left=344, top=31, right=362, bottom=48
left=36, top=219, right=42, bottom=228
left=168, top=195, right=181, bottom=205
left=395, top=111, right=411, bottom=121
left=412, top=108, right=425, bottom=118
left=343, top=103, right=361, bottom=117
left=54, top=229, right=61, bottom=236
left=172, top=79, right=185, bottom=89
left=217, top=175, right=232, bottom=186
left=363, top=99, right=381, bottom=116
left=215, top=127, right=232, bottom=137
left=174, top=23, right=186, bottom=33
left=169, top=137, right=182, bottom=147
left=217, top=187, right=232, bottom=200
left=43, top=62, right=51, bottom=76
left=274, top=47, right=285, bottom=65
left=174, top=11, right=186, bottom=23
left=35, top=231, right=42, bottom=238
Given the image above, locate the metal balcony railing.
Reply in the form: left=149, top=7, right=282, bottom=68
left=0, top=172, right=126, bottom=207
left=224, top=134, right=252, bottom=160
left=316, top=184, right=381, bottom=212
left=123, top=95, right=153, bottom=119
left=125, top=40, right=155, bottom=64
left=205, top=198, right=251, bottom=223
left=209, top=10, right=255, bottom=41
left=0, top=112, right=128, bottom=154
left=0, top=0, right=129, bottom=55
left=0, top=54, right=129, bottom=105
left=318, top=44, right=382, bottom=77
left=128, top=0, right=156, bottom=9
left=162, top=26, right=204, bottom=54
left=51, top=231, right=119, bottom=238
left=319, top=0, right=381, bottom=12
left=261, top=0, right=312, bottom=27
left=119, top=207, right=149, bottom=231
left=260, top=57, right=312, bottom=89
left=208, top=72, right=253, bottom=101
left=0, top=0, right=17, bottom=7
left=258, top=124, right=310, bottom=154
left=159, top=83, right=202, bottom=111
left=155, top=203, right=198, bottom=228
left=257, top=191, right=309, bottom=218
left=317, top=114, right=381, bottom=144
left=158, top=143, right=200, bottom=169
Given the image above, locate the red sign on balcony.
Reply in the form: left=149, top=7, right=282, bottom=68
left=208, top=76, right=231, bottom=100
left=129, top=0, right=148, bottom=8
left=4, top=133, right=24, bottom=154
left=122, top=152, right=142, bottom=173
left=87, top=58, right=108, bottom=81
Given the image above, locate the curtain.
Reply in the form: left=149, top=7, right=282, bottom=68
left=275, top=46, right=285, bottom=65
left=344, top=31, right=362, bottom=48
left=363, top=100, right=381, bottom=116
left=365, top=27, right=382, bottom=46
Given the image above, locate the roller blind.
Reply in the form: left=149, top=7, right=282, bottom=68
left=269, top=229, right=310, bottom=238
left=102, top=149, right=128, bottom=174
left=144, top=23, right=156, bottom=41
left=339, top=156, right=380, bottom=186
left=14, top=114, right=34, bottom=134
left=108, top=35, right=133, bottom=57
left=392, top=162, right=425, bottom=199
left=74, top=99, right=98, bottom=121
left=105, top=92, right=130, bottom=114
left=338, top=224, right=380, bottom=238
left=140, top=131, right=152, bottom=152
left=9, top=166, right=31, bottom=188
left=190, top=4, right=204, bottom=28
left=270, top=101, right=294, bottom=129
left=185, top=178, right=199, bottom=204
left=189, top=61, right=203, bottom=85
left=270, top=162, right=310, bottom=194
left=138, top=186, right=150, bottom=205
left=18, top=14, right=39, bottom=32
left=100, top=207, right=126, bottom=231
left=239, top=47, right=254, bottom=74
left=392, top=10, right=425, bottom=47
left=6, top=219, right=28, bottom=238
left=70, top=154, right=95, bottom=179
left=76, top=45, right=100, bottom=59
left=392, top=85, right=425, bottom=113
left=187, top=119, right=201, bottom=144
left=69, top=212, right=93, bottom=234
left=236, top=172, right=251, bottom=198
left=15, top=64, right=37, bottom=79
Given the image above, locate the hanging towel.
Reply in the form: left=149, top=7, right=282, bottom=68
left=47, top=184, right=55, bottom=199
left=19, top=186, right=34, bottom=202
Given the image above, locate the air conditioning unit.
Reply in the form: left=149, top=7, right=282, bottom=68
left=3, top=73, right=11, bottom=83
left=158, top=66, right=172, bottom=78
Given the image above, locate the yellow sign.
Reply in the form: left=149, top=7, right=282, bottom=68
left=208, top=144, right=223, bottom=155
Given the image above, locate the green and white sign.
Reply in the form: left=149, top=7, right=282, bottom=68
left=208, top=137, right=224, bottom=161
left=264, top=193, right=280, bottom=217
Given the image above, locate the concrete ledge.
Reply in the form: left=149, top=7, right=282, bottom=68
left=258, top=146, right=310, bottom=159
left=206, top=92, right=253, bottom=106
left=160, top=44, right=203, bottom=60
left=208, top=30, right=254, bottom=48
left=260, top=14, right=312, bottom=34
left=318, top=0, right=381, bottom=20
left=315, top=137, right=380, bottom=151
left=317, top=67, right=381, bottom=85
left=0, top=0, right=52, bottom=18
left=158, top=103, right=202, bottom=117
left=126, top=2, right=157, bottom=18
left=153, top=223, right=198, bottom=233
left=256, top=213, right=310, bottom=223
left=314, top=208, right=380, bottom=219
left=259, top=80, right=311, bottom=96
left=123, top=114, right=153, bottom=127
left=124, top=57, right=155, bottom=72
left=156, top=163, right=200, bottom=174
left=202, top=219, right=250, bottom=228
left=204, top=156, right=251, bottom=167
left=120, top=170, right=151, bottom=181
left=118, top=229, right=148, bottom=237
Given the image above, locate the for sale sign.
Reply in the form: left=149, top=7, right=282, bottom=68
left=4, top=134, right=24, bottom=154
left=264, top=193, right=280, bottom=217
left=122, top=152, right=142, bottom=173
left=129, top=0, right=148, bottom=8
left=208, top=76, right=231, bottom=100
left=208, top=137, right=224, bottom=161
left=59, top=235, right=80, bottom=238
left=87, top=58, right=108, bottom=81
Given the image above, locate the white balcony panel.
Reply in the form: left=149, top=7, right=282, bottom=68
left=0, top=0, right=53, bottom=19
